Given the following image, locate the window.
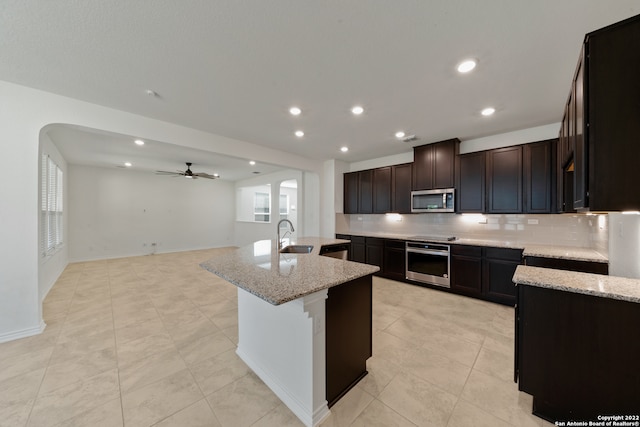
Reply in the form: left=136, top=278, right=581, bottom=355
left=41, top=155, right=63, bottom=256
left=254, top=192, right=270, bottom=222
left=279, top=194, right=289, bottom=217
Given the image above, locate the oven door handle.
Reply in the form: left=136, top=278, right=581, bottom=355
left=406, top=248, right=449, bottom=256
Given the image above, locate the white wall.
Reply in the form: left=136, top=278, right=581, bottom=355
left=68, top=165, right=235, bottom=261
left=0, top=80, right=323, bottom=342
left=38, top=132, right=69, bottom=304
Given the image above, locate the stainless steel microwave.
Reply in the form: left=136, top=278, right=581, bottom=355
left=411, top=188, right=455, bottom=213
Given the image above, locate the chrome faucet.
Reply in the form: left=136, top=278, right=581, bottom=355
left=277, top=219, right=295, bottom=249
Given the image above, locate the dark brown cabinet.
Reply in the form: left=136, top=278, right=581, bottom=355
left=523, top=139, right=556, bottom=213
left=365, top=237, right=384, bottom=269
left=372, top=167, right=391, bottom=214
left=412, top=138, right=459, bottom=191
left=486, top=146, right=523, bottom=213
left=326, top=275, right=372, bottom=407
left=343, top=170, right=374, bottom=214
left=456, top=151, right=486, bottom=213
left=561, top=15, right=640, bottom=211
left=382, top=239, right=406, bottom=281
left=391, top=163, right=412, bottom=213
left=343, top=172, right=359, bottom=214
left=358, top=170, right=373, bottom=214
left=482, top=247, right=522, bottom=305
left=350, top=236, right=366, bottom=263
left=450, top=245, right=482, bottom=297
left=516, top=285, right=640, bottom=421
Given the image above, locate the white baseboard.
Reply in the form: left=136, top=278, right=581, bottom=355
left=0, top=320, right=46, bottom=343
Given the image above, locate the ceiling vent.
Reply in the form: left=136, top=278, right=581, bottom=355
left=402, top=134, right=418, bottom=143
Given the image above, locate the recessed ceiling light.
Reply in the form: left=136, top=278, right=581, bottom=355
left=134, top=139, right=145, bottom=146
left=124, top=162, right=132, bottom=167
left=457, top=59, right=477, bottom=73
left=145, top=89, right=158, bottom=97
left=249, top=160, right=256, bottom=165
left=295, top=130, right=304, bottom=137
left=351, top=106, right=364, bottom=115
left=340, top=146, right=349, bottom=153
left=289, top=107, right=302, bottom=116
left=481, top=107, right=496, bottom=116
left=395, top=131, right=406, bottom=139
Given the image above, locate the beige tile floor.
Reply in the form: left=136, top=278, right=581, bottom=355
left=0, top=248, right=554, bottom=427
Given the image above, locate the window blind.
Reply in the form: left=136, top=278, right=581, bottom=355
left=41, top=155, right=63, bottom=257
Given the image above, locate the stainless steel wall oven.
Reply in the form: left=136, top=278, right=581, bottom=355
left=405, top=242, right=450, bottom=287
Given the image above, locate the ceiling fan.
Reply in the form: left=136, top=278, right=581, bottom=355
left=155, top=162, right=220, bottom=179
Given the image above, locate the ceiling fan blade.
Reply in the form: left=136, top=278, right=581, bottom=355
left=193, top=172, right=217, bottom=179
left=155, top=170, right=184, bottom=175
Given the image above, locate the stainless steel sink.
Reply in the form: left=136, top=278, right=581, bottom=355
left=279, top=245, right=314, bottom=254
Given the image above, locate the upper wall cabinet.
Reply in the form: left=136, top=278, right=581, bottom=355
left=486, top=146, right=523, bottom=213
left=391, top=163, right=412, bottom=214
left=412, top=139, right=459, bottom=191
left=344, top=170, right=374, bottom=214
left=456, top=151, right=486, bottom=213
left=373, top=167, right=391, bottom=214
left=457, top=140, right=555, bottom=214
left=566, top=14, right=640, bottom=211
left=523, top=139, right=556, bottom=213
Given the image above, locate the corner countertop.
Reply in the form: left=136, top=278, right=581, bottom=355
left=200, top=237, right=380, bottom=305
left=337, top=231, right=608, bottom=263
left=513, top=265, right=640, bottom=304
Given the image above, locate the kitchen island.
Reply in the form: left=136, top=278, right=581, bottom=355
left=200, top=237, right=379, bottom=427
left=513, top=266, right=640, bottom=422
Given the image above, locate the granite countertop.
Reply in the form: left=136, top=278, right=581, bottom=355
left=513, top=265, right=640, bottom=304
left=200, top=237, right=380, bottom=305
left=338, top=231, right=608, bottom=263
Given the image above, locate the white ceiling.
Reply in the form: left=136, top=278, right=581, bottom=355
left=2, top=1, right=639, bottom=168
left=46, top=125, right=284, bottom=181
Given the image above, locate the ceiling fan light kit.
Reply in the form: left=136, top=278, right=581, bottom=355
left=155, top=162, right=220, bottom=180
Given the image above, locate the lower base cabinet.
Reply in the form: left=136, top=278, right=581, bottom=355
left=516, top=285, right=640, bottom=421
left=338, top=235, right=522, bottom=306
left=382, top=239, right=406, bottom=281
left=451, top=245, right=523, bottom=306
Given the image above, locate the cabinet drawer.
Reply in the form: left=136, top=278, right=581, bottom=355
left=451, top=244, right=482, bottom=257
left=384, top=239, right=405, bottom=249
left=335, top=234, right=351, bottom=240
left=365, top=237, right=384, bottom=246
left=484, top=247, right=523, bottom=262
left=350, top=236, right=365, bottom=244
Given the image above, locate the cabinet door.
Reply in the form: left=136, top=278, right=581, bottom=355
left=350, top=236, right=366, bottom=263
left=573, top=49, right=587, bottom=210
left=365, top=238, right=384, bottom=270
left=344, top=172, right=359, bottom=214
left=383, top=240, right=406, bottom=281
left=358, top=170, right=373, bottom=214
left=457, top=151, right=486, bottom=213
left=482, top=248, right=522, bottom=306
left=450, top=245, right=482, bottom=296
left=373, top=167, right=391, bottom=214
left=391, top=163, right=412, bottom=213
left=486, top=146, right=523, bottom=213
left=433, top=139, right=457, bottom=189
left=412, top=144, right=434, bottom=190
left=523, top=140, right=555, bottom=213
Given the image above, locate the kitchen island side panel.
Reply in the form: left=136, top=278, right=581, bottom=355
left=517, top=284, right=640, bottom=422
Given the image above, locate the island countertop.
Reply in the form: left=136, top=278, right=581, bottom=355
left=200, top=237, right=380, bottom=305
left=513, top=265, right=640, bottom=304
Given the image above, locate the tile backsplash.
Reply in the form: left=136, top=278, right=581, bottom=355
left=336, top=213, right=609, bottom=256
